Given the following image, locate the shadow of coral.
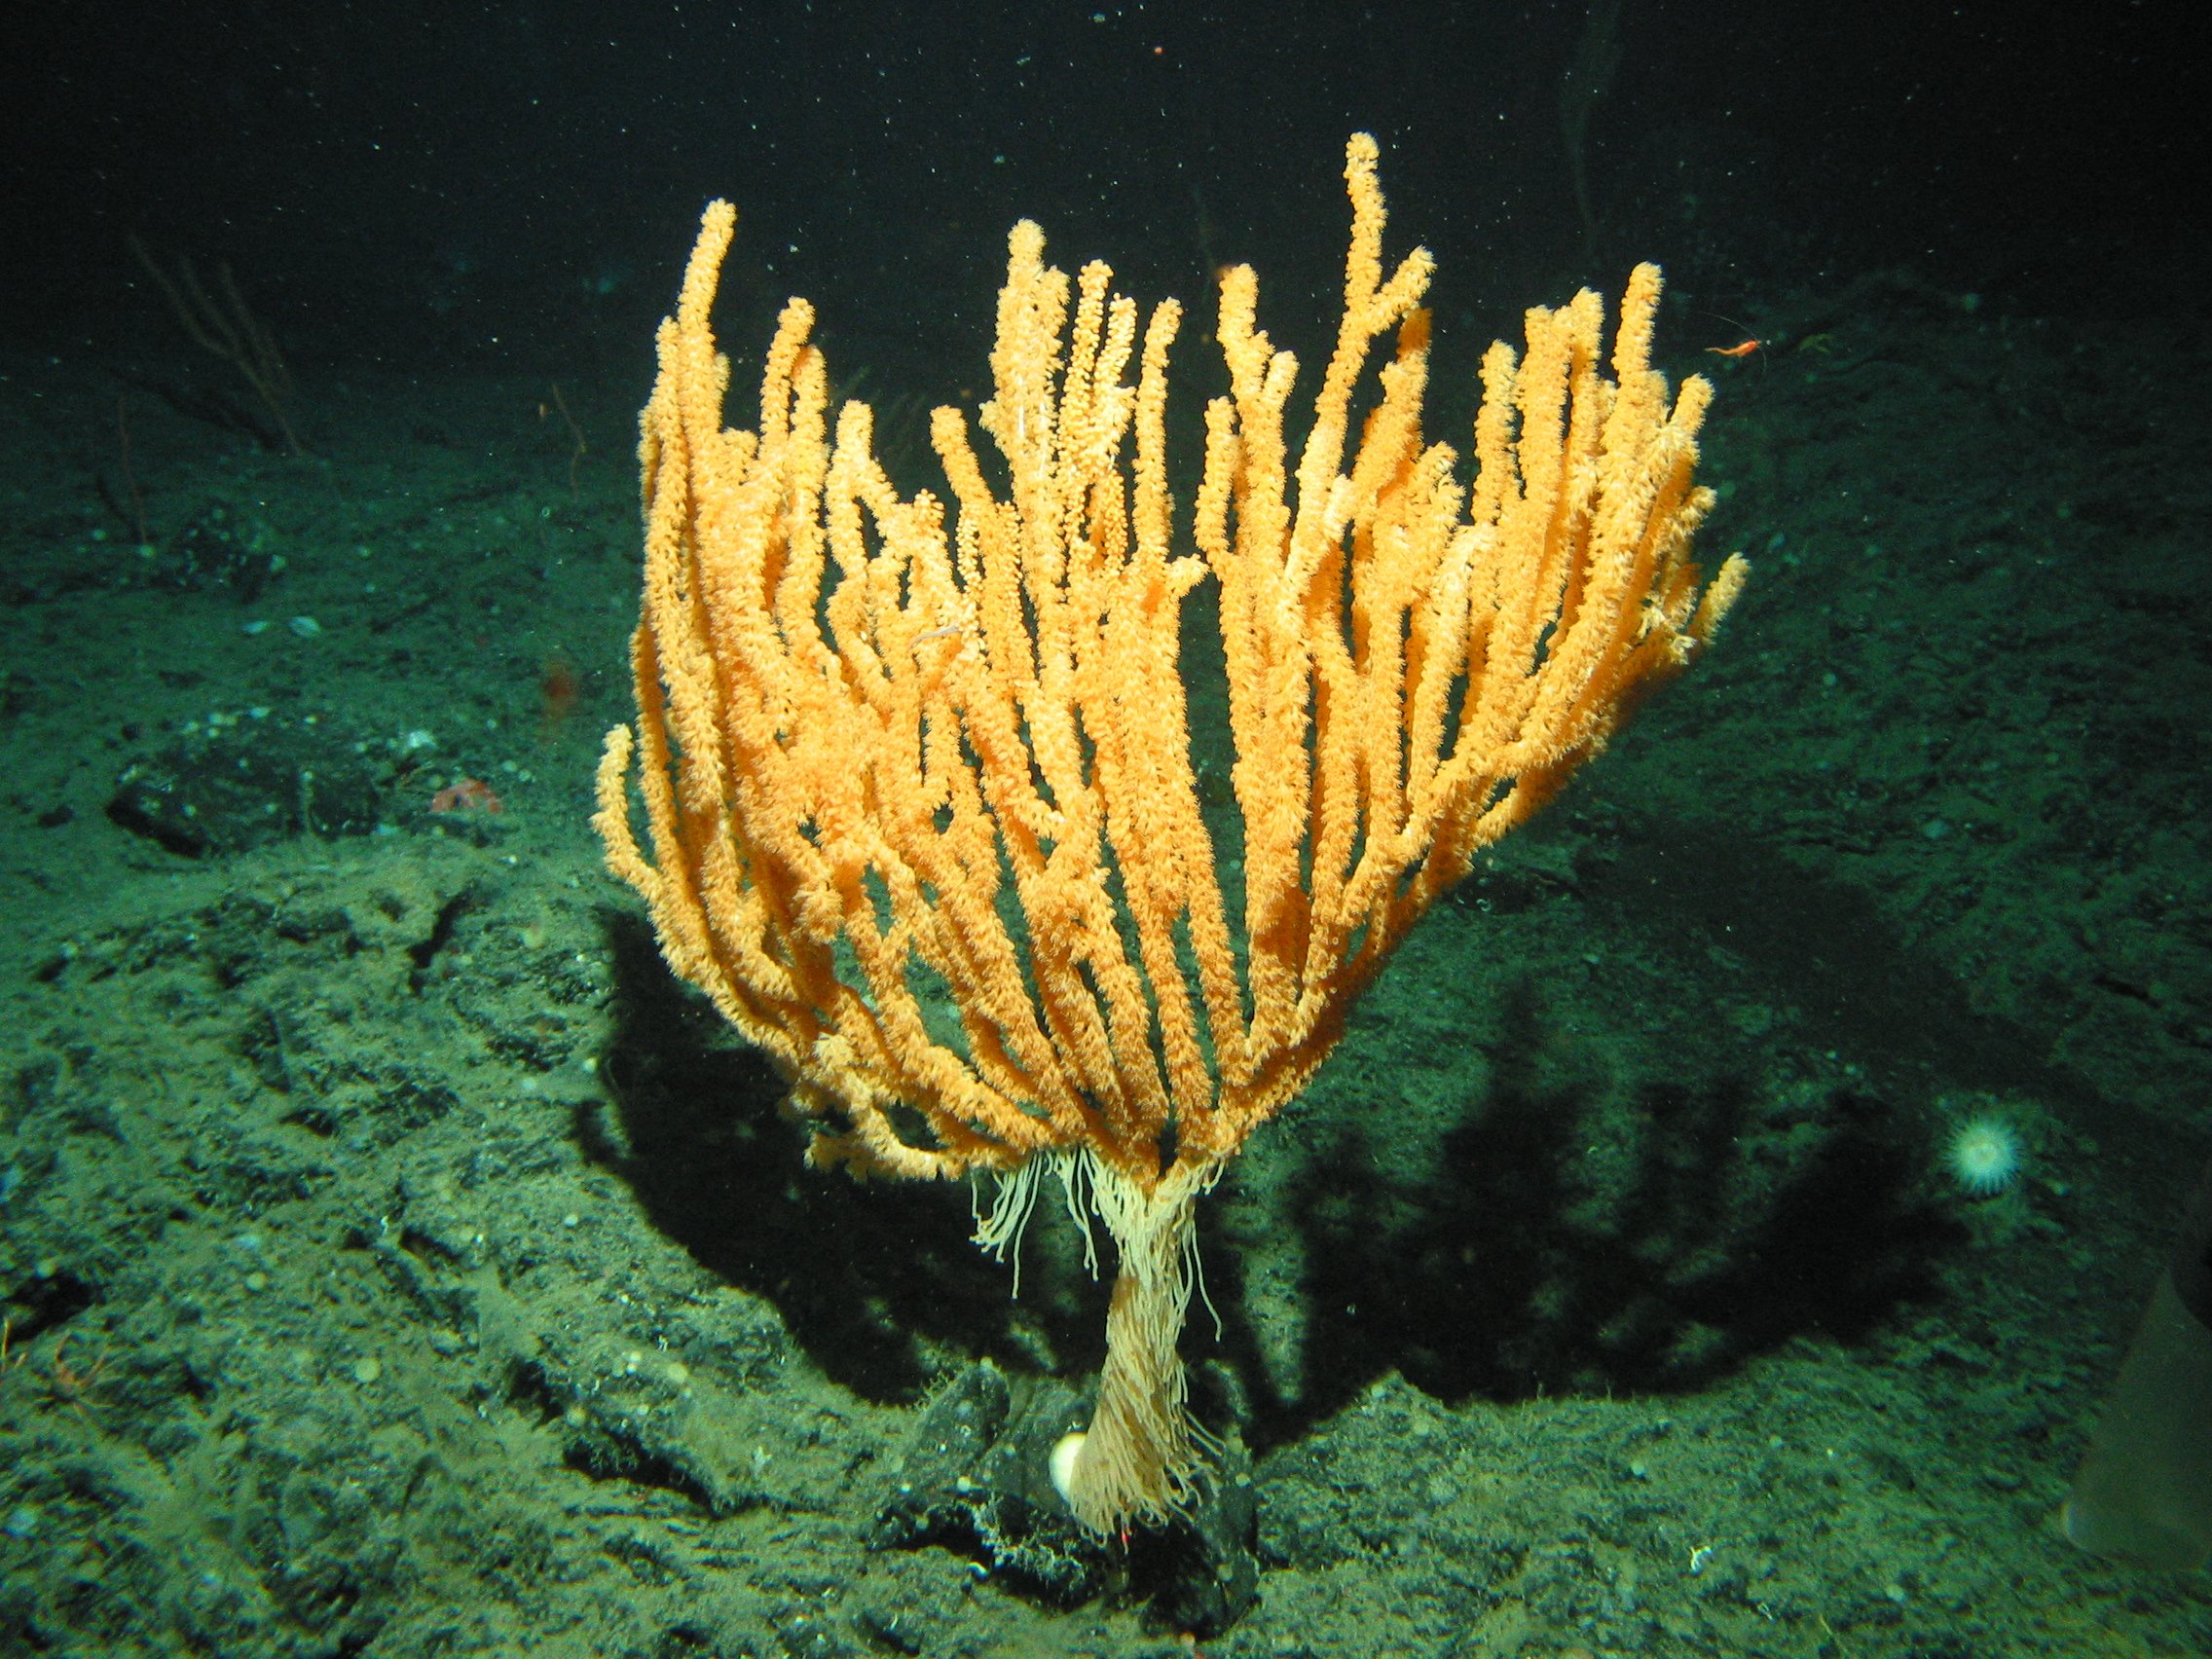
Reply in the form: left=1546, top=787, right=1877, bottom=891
left=590, top=809, right=1985, bottom=1437
left=1215, top=985, right=1962, bottom=1453
left=585, top=908, right=1052, bottom=1402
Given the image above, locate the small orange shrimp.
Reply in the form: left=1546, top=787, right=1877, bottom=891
left=1701, top=308, right=1770, bottom=369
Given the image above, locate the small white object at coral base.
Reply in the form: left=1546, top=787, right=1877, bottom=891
left=1049, top=1431, right=1087, bottom=1507
left=1948, top=1116, right=2023, bottom=1198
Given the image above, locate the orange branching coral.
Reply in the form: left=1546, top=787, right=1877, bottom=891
left=596, top=133, right=1746, bottom=1532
